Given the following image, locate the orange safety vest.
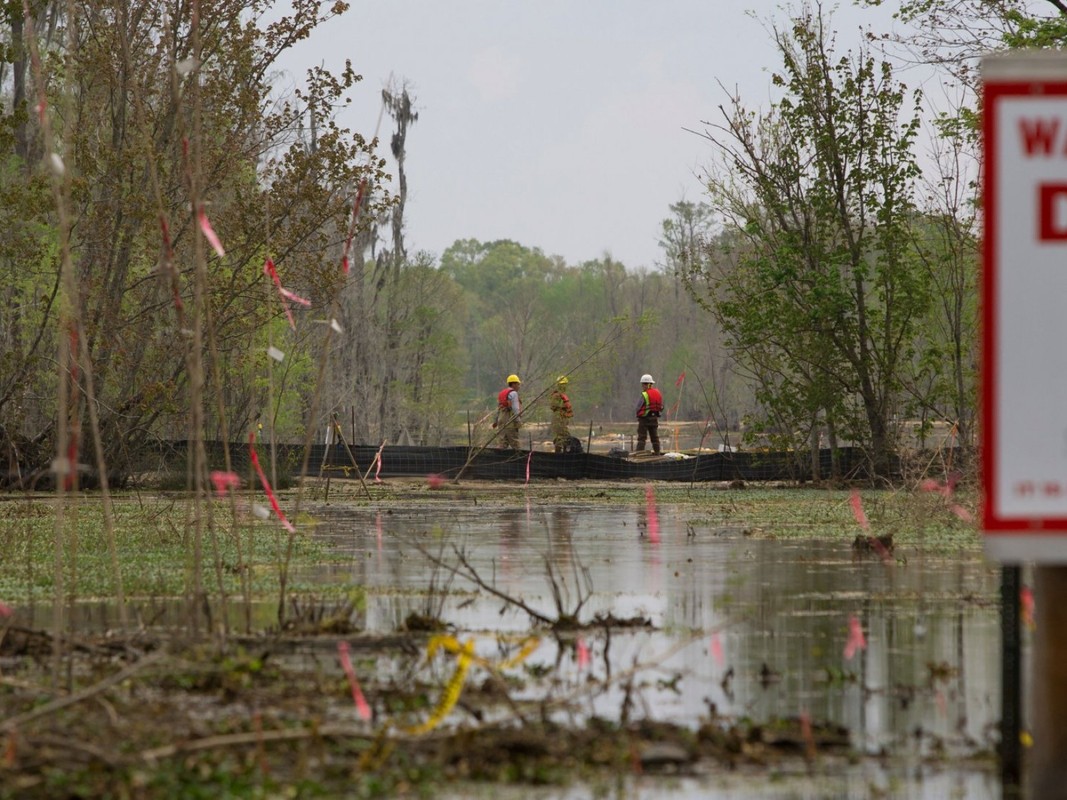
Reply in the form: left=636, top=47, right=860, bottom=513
left=637, top=387, right=663, bottom=418
left=551, top=391, right=573, bottom=418
left=498, top=387, right=520, bottom=413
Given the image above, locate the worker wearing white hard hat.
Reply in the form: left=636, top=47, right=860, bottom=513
left=635, top=373, right=664, bottom=454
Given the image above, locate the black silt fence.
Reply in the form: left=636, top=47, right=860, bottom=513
left=147, top=442, right=874, bottom=483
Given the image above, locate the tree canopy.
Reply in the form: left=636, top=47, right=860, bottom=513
left=10, top=0, right=1051, bottom=485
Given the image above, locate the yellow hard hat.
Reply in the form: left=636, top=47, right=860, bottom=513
left=507, top=374, right=521, bottom=384
left=557, top=376, right=569, bottom=386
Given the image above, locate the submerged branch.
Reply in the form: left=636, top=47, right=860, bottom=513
left=0, top=651, right=165, bottom=733
left=448, top=543, right=555, bottom=627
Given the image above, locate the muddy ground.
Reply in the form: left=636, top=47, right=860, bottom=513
left=0, top=626, right=866, bottom=798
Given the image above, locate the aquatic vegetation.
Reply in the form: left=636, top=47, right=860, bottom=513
left=0, top=498, right=336, bottom=604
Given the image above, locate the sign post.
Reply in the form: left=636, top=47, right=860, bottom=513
left=983, top=51, right=1067, bottom=798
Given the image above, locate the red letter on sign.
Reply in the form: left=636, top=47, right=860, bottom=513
left=1020, top=118, right=1060, bottom=155
left=1040, top=183, right=1067, bottom=240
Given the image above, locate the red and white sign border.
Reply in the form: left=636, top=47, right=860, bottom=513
left=983, top=52, right=1067, bottom=562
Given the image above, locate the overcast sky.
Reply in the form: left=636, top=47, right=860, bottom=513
left=274, top=2, right=907, bottom=269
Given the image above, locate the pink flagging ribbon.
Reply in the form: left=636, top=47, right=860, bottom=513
left=918, top=470, right=962, bottom=498
left=279, top=287, right=311, bottom=306
left=919, top=478, right=950, bottom=497
left=210, top=470, right=240, bottom=497
left=949, top=504, right=974, bottom=522
left=264, top=258, right=298, bottom=329
left=645, top=484, right=660, bottom=543
left=919, top=473, right=972, bottom=521
left=525, top=451, right=532, bottom=485
left=710, top=632, right=724, bottom=667
left=337, top=641, right=372, bottom=720
left=197, top=208, right=225, bottom=258
left=870, top=536, right=893, bottom=565
left=0, top=602, right=13, bottom=618
left=367, top=441, right=384, bottom=486
left=849, top=489, right=870, bottom=531
left=159, top=217, right=183, bottom=312
left=843, top=615, right=867, bottom=660
left=576, top=637, right=591, bottom=669
left=1021, top=586, right=1035, bottom=630
left=248, top=432, right=295, bottom=532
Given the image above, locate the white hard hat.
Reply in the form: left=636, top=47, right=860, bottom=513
left=640, top=374, right=655, bottom=384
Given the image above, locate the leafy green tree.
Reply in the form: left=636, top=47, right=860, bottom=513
left=441, top=239, right=570, bottom=403
left=657, top=200, right=745, bottom=428
left=335, top=244, right=467, bottom=445
left=436, top=235, right=745, bottom=430
left=858, top=0, right=1037, bottom=457
left=860, top=0, right=1067, bottom=86
left=688, top=7, right=927, bottom=475
left=0, top=1, right=385, bottom=484
left=904, top=203, right=978, bottom=451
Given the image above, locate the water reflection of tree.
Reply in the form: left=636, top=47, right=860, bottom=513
left=548, top=508, right=574, bottom=570
left=728, top=539, right=998, bottom=756
left=498, top=509, right=524, bottom=581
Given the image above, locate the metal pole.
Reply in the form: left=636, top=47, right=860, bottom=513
left=1000, top=564, right=1021, bottom=793
left=586, top=421, right=593, bottom=454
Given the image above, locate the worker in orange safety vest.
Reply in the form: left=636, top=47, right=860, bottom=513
left=549, top=376, right=574, bottom=453
left=635, top=373, right=663, bottom=454
left=493, top=374, right=523, bottom=449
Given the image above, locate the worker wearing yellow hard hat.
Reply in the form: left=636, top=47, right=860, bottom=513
left=550, top=376, right=574, bottom=453
left=493, top=374, right=523, bottom=449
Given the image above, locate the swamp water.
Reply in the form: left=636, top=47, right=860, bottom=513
left=302, top=500, right=1007, bottom=799
left=15, top=497, right=1009, bottom=798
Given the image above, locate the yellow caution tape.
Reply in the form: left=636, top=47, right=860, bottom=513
left=400, top=637, right=475, bottom=735
left=395, top=633, right=542, bottom=736
left=498, top=635, right=540, bottom=670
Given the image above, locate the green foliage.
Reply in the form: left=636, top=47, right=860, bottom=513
left=332, top=243, right=469, bottom=445
left=0, top=498, right=335, bottom=602
left=0, top=2, right=751, bottom=464
left=436, top=237, right=738, bottom=424
left=0, top=1, right=384, bottom=484
left=997, top=7, right=1067, bottom=49
left=441, top=238, right=568, bottom=399
left=690, top=6, right=929, bottom=473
